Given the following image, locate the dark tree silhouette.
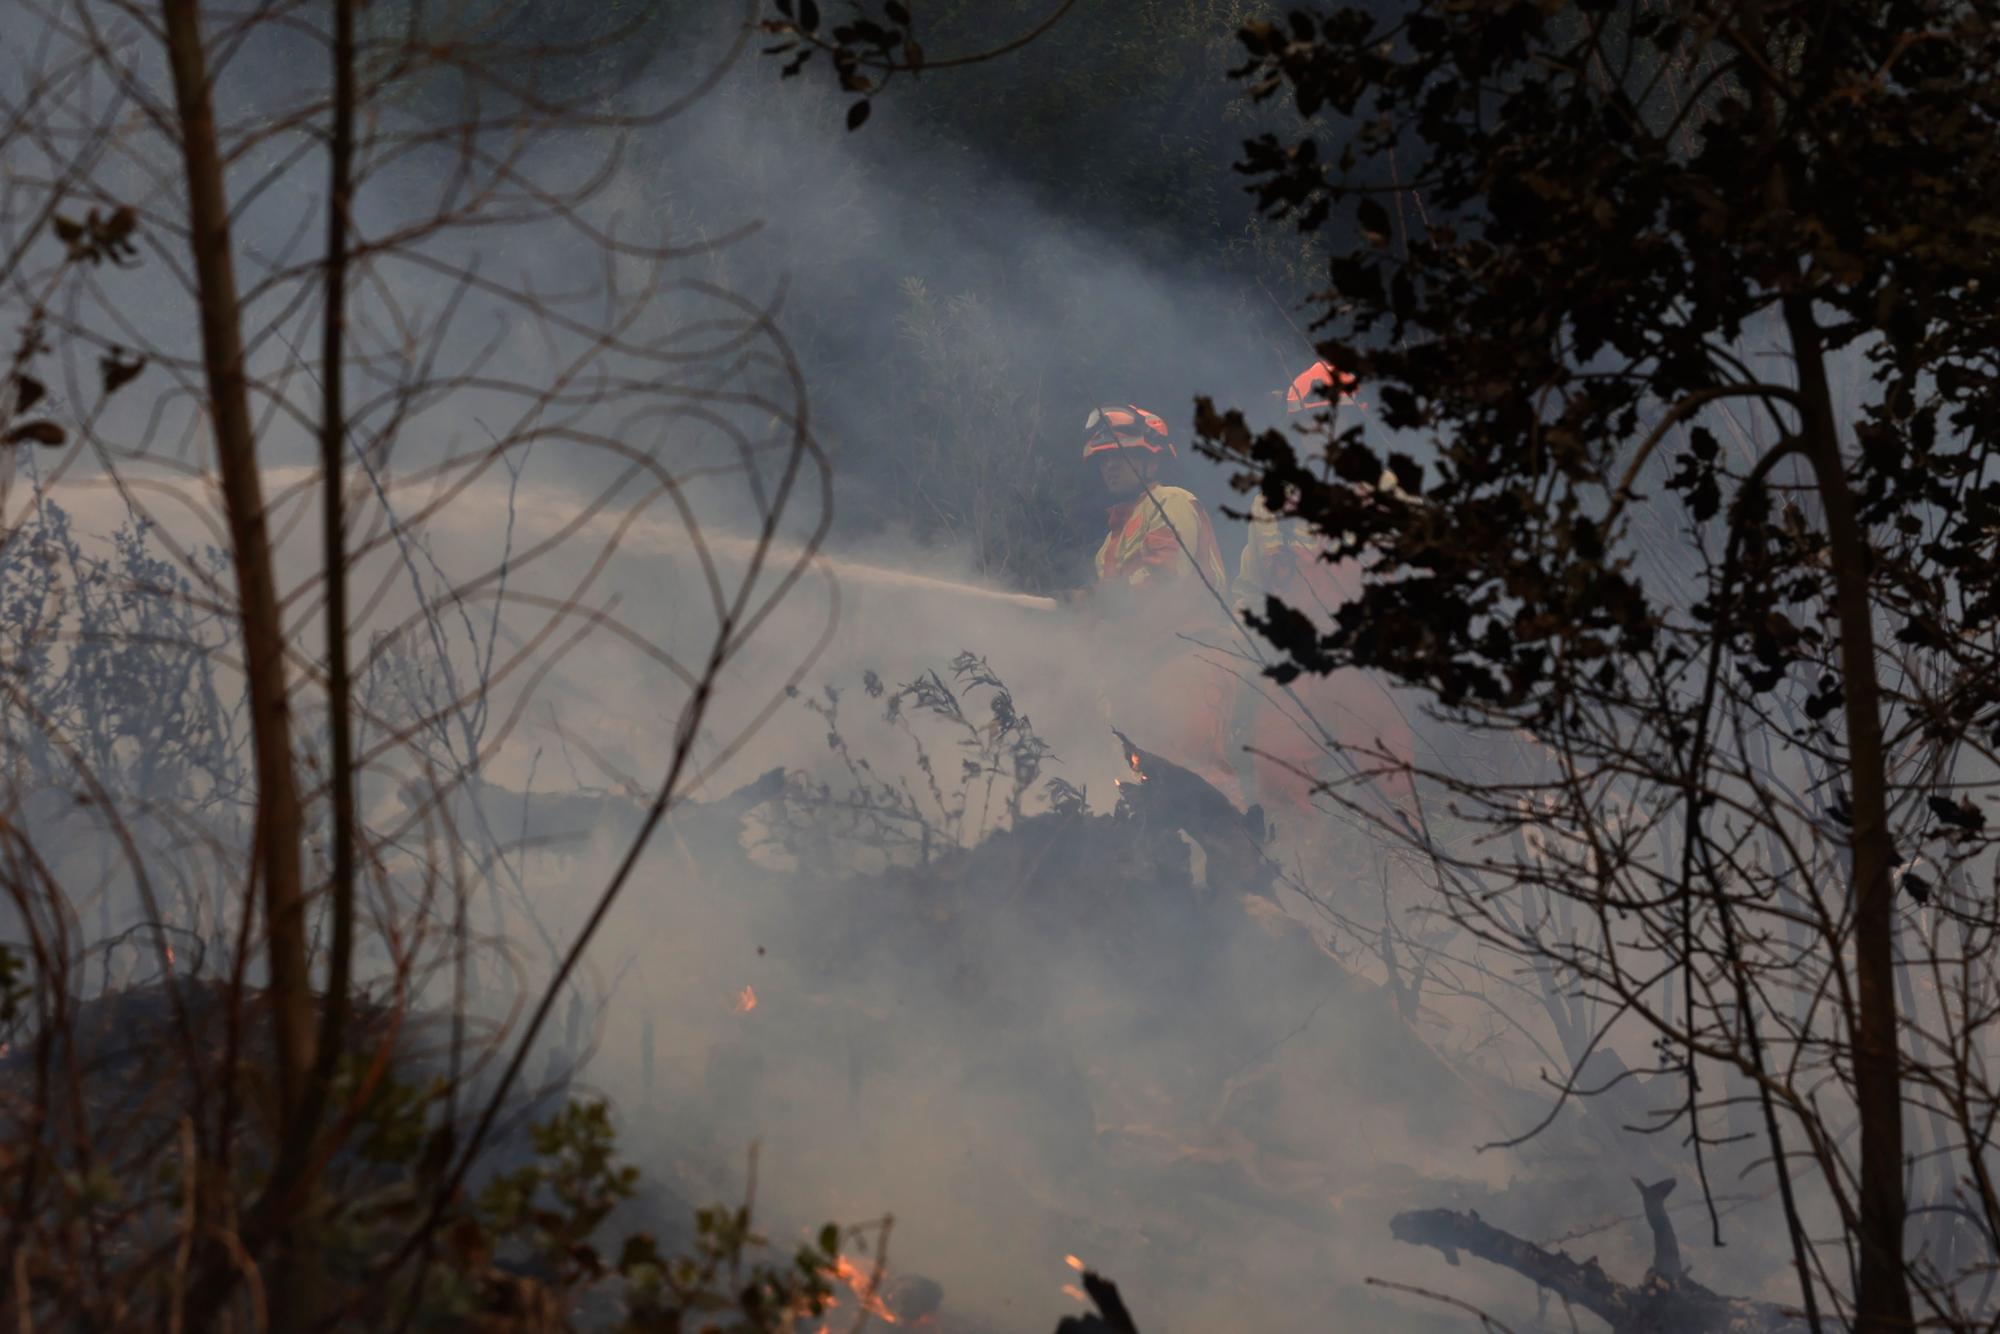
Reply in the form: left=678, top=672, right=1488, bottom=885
left=1199, top=2, right=2000, bottom=1329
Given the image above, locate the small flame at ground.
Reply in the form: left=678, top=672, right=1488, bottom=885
left=826, top=1254, right=898, bottom=1325
left=734, top=984, right=757, bottom=1013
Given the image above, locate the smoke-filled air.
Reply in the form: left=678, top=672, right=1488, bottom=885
left=3, top=2, right=1997, bottom=1332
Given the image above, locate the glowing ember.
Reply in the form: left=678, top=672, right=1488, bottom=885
left=1111, top=732, right=1149, bottom=787
left=827, top=1254, right=899, bottom=1325
left=165, top=944, right=175, bottom=968
left=734, top=985, right=757, bottom=1013
left=1059, top=1256, right=1089, bottom=1308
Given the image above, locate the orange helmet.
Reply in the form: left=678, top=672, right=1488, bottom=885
left=1285, top=360, right=1359, bottom=413
left=1082, top=404, right=1177, bottom=461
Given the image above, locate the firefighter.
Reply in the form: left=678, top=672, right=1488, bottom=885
left=1232, top=363, right=1416, bottom=820
left=1077, top=404, right=1237, bottom=794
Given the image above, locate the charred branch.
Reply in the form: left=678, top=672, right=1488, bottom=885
left=1389, top=1181, right=1805, bottom=1334
left=1055, top=1270, right=1141, bottom=1334
left=1637, top=1176, right=1684, bottom=1281
left=1112, top=729, right=1276, bottom=900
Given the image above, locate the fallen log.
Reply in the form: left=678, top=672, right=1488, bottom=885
left=1389, top=1179, right=1806, bottom=1333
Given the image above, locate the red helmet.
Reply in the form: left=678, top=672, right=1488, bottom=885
left=1082, top=405, right=1177, bottom=461
left=1285, top=360, right=1359, bottom=413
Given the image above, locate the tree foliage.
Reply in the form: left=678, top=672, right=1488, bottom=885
left=1209, top=1, right=1998, bottom=717
left=1199, top=1, right=2000, bottom=1327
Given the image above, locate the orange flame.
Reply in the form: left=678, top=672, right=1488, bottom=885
left=734, top=984, right=757, bottom=1013
left=826, top=1254, right=898, bottom=1324
left=1060, top=1255, right=1089, bottom=1308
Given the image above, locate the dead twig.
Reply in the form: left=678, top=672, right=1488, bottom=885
left=1365, top=1276, right=1519, bottom=1334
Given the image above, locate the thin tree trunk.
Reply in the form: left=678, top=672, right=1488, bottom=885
left=288, top=0, right=358, bottom=1162
left=162, top=0, right=315, bottom=1132
left=251, top=3, right=359, bottom=1321
left=1785, top=292, right=1910, bottom=1331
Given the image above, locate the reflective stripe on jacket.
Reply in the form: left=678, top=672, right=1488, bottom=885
left=1094, top=485, right=1226, bottom=596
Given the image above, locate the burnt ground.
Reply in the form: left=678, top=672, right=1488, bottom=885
left=1, top=772, right=1795, bottom=1332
